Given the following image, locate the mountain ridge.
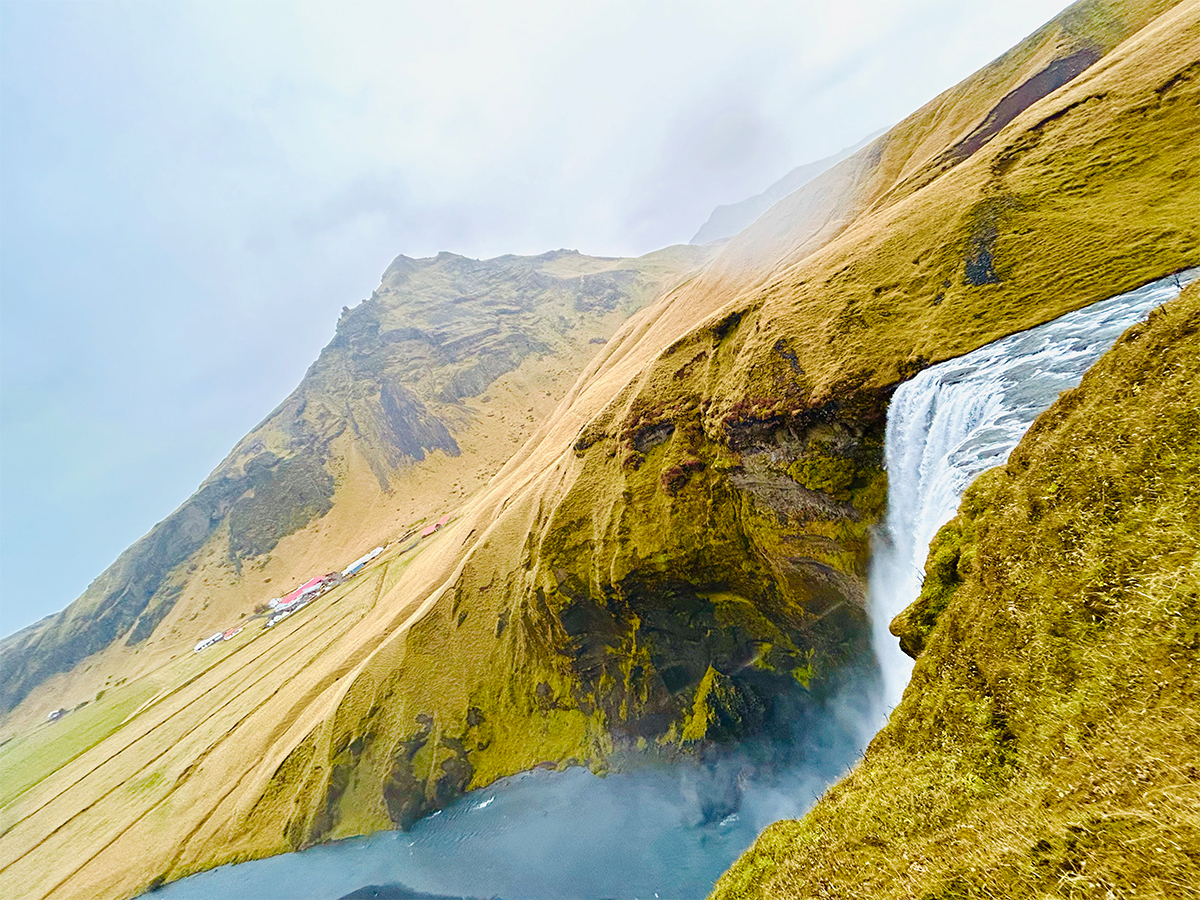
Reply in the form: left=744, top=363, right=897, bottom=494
left=690, top=130, right=885, bottom=245
left=0, top=244, right=711, bottom=725
left=0, top=1, right=1196, bottom=898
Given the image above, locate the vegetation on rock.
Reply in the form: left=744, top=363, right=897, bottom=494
left=712, top=282, right=1200, bottom=899
left=280, top=0, right=1199, bottom=860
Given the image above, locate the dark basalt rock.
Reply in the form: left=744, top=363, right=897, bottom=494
left=552, top=570, right=866, bottom=750
left=382, top=715, right=477, bottom=831
left=631, top=421, right=676, bottom=453
left=310, top=732, right=375, bottom=843
left=965, top=232, right=1002, bottom=286
left=228, top=452, right=336, bottom=560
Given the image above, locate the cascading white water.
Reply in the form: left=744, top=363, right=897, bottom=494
left=145, top=270, right=1196, bottom=900
left=869, top=269, right=1197, bottom=715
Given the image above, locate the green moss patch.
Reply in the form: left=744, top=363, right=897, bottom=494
left=713, top=283, right=1200, bottom=899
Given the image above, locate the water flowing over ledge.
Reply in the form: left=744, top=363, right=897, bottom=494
left=146, top=269, right=1195, bottom=900
left=868, top=269, right=1197, bottom=715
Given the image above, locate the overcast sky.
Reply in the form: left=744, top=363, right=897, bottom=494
left=0, top=0, right=1069, bottom=636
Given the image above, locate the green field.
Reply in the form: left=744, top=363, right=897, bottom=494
left=0, top=681, right=159, bottom=809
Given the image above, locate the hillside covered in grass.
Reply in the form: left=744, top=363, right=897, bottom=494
left=713, top=281, right=1200, bottom=899
left=0, top=245, right=708, bottom=731
left=0, top=1, right=1197, bottom=898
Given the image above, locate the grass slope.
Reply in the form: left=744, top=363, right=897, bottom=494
left=712, top=284, right=1200, bottom=899
left=0, top=245, right=707, bottom=736
left=1, top=2, right=1196, bottom=898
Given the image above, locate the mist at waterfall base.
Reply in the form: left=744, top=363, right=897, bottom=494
left=146, top=268, right=1194, bottom=900
left=147, top=668, right=881, bottom=900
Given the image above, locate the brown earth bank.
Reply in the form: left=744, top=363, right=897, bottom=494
left=0, top=1, right=1197, bottom=898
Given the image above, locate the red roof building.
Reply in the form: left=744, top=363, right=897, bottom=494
left=279, top=575, right=324, bottom=606
left=421, top=513, right=451, bottom=538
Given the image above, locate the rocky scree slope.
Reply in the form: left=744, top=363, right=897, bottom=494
left=712, top=280, right=1200, bottom=900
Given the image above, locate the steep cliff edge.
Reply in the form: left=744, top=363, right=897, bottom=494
left=713, top=282, right=1200, bottom=900
left=0, top=2, right=1196, bottom=898
left=321, top=0, right=1200, bottom=859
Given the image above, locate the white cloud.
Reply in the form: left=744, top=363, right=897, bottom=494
left=0, top=0, right=1070, bottom=633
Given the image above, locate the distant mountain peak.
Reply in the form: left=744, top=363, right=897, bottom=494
left=690, top=129, right=886, bottom=245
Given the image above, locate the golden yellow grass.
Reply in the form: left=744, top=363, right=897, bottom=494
left=1, top=2, right=1197, bottom=898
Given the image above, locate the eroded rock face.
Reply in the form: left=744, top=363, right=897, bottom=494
left=938, top=46, right=1103, bottom=170
left=0, top=451, right=341, bottom=711
left=249, top=352, right=893, bottom=846
left=276, top=265, right=912, bottom=835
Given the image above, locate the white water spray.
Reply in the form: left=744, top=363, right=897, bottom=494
left=869, top=269, right=1197, bottom=715
left=144, top=272, right=1196, bottom=900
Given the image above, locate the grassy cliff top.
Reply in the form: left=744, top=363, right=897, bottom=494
left=649, top=0, right=1198, bottom=437
left=712, top=282, right=1200, bottom=898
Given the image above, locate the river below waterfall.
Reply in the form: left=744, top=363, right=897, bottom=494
left=146, top=270, right=1194, bottom=900
left=145, top=679, right=878, bottom=900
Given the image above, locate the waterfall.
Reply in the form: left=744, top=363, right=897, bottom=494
left=869, top=269, right=1197, bottom=715
left=143, top=271, right=1196, bottom=900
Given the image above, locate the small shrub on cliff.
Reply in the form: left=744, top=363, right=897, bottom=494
left=787, top=454, right=857, bottom=498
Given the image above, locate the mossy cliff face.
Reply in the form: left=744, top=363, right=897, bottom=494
left=712, top=284, right=1200, bottom=898
left=4, top=5, right=1199, bottom=899
left=214, top=0, right=1200, bottom=856
left=242, top=394, right=887, bottom=848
